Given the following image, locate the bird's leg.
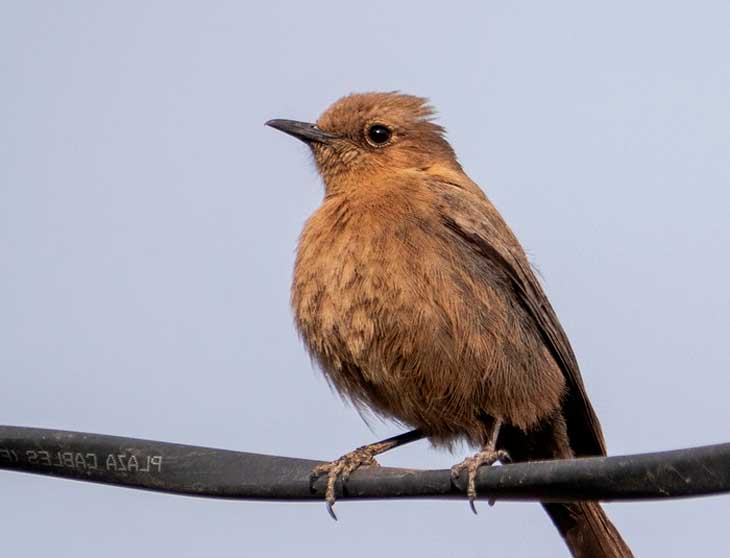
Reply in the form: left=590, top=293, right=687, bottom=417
left=450, top=417, right=510, bottom=513
left=311, top=429, right=424, bottom=519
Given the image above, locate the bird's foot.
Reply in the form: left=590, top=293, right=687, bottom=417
left=451, top=448, right=510, bottom=514
left=311, top=444, right=385, bottom=520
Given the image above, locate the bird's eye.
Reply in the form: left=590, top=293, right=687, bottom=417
left=366, top=124, right=393, bottom=146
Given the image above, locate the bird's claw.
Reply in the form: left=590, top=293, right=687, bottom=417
left=450, top=449, right=510, bottom=514
left=326, top=500, right=337, bottom=521
left=310, top=446, right=382, bottom=520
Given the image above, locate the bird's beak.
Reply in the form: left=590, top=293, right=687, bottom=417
left=265, top=119, right=335, bottom=144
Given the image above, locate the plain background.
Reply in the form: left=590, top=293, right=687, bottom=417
left=2, top=2, right=729, bottom=556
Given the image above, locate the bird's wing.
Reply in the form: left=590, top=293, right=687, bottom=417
left=434, top=182, right=607, bottom=457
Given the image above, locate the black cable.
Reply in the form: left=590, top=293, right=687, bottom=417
left=1, top=425, right=728, bottom=503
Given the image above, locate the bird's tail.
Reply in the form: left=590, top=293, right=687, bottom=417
left=497, top=416, right=633, bottom=558
left=542, top=501, right=632, bottom=558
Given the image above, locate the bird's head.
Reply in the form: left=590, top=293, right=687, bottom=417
left=266, top=92, right=460, bottom=189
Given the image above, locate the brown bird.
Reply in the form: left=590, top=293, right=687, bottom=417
left=266, top=92, right=632, bottom=558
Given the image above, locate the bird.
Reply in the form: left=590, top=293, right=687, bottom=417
left=266, top=92, right=632, bottom=558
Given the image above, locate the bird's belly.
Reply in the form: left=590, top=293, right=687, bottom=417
left=293, top=240, right=565, bottom=444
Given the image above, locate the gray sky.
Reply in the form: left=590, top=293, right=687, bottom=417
left=2, top=2, right=729, bottom=556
